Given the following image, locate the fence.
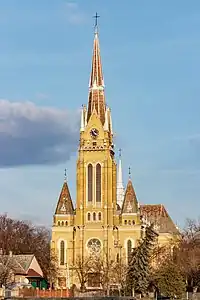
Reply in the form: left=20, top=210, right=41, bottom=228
left=4, top=287, right=71, bottom=298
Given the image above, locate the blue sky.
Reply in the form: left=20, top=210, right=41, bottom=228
left=0, top=0, right=200, bottom=228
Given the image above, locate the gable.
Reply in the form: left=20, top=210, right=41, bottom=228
left=28, top=256, right=43, bottom=277
left=83, top=109, right=105, bottom=141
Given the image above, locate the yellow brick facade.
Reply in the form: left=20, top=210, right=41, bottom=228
left=51, top=26, right=178, bottom=289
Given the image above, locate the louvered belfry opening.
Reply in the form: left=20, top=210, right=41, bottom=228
left=127, top=239, right=132, bottom=263
left=88, top=164, right=93, bottom=203
left=60, top=241, right=65, bottom=265
left=96, top=163, right=101, bottom=203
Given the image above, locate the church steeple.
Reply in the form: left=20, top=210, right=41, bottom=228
left=122, top=176, right=139, bottom=214
left=55, top=172, right=74, bottom=215
left=117, top=149, right=125, bottom=208
left=87, top=15, right=106, bottom=125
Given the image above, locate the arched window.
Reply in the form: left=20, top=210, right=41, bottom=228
left=60, top=241, right=65, bottom=265
left=116, top=253, right=119, bottom=263
left=96, top=164, right=101, bottom=203
left=58, top=221, right=60, bottom=226
left=128, top=220, right=131, bottom=225
left=124, top=220, right=127, bottom=225
left=88, top=213, right=91, bottom=221
left=93, top=212, right=96, bottom=221
left=127, top=240, right=132, bottom=263
left=65, top=221, right=68, bottom=226
left=132, top=220, right=135, bottom=225
left=98, top=212, right=101, bottom=221
left=88, top=164, right=93, bottom=203
left=61, top=221, right=64, bottom=226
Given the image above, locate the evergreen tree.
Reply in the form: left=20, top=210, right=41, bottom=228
left=153, top=260, right=186, bottom=298
left=127, top=223, right=158, bottom=295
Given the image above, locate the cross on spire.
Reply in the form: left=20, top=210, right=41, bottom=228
left=93, top=12, right=100, bottom=29
left=119, top=148, right=122, bottom=158
left=87, top=12, right=105, bottom=125
left=128, top=167, right=131, bottom=179
left=64, top=168, right=67, bottom=182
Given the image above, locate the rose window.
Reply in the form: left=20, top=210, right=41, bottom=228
left=87, top=238, right=101, bottom=253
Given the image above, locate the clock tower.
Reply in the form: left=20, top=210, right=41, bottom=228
left=51, top=18, right=179, bottom=289
left=76, top=23, right=117, bottom=261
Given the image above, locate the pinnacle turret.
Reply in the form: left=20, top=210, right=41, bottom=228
left=117, top=149, right=125, bottom=208
left=122, top=177, right=139, bottom=214
left=55, top=179, right=74, bottom=215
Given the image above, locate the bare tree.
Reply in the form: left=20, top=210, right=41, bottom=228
left=182, top=218, right=200, bottom=241
left=45, top=249, right=59, bottom=287
left=72, top=255, right=96, bottom=292
left=0, top=255, right=15, bottom=288
left=0, top=214, right=58, bottom=282
left=164, top=218, right=200, bottom=293
left=92, top=254, right=128, bottom=294
left=71, top=253, right=128, bottom=295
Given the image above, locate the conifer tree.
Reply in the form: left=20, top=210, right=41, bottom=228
left=127, top=223, right=158, bottom=295
left=153, top=260, right=186, bottom=298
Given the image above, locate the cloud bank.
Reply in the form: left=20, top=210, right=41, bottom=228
left=0, top=100, right=79, bottom=167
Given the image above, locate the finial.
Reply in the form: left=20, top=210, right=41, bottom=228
left=64, top=168, right=67, bottom=182
left=119, top=148, right=122, bottom=158
left=128, top=167, right=131, bottom=179
left=93, top=12, right=100, bottom=33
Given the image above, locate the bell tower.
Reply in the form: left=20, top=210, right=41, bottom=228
left=51, top=15, right=179, bottom=289
left=75, top=18, right=117, bottom=258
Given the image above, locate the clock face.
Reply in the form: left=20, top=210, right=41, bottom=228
left=90, top=128, right=99, bottom=138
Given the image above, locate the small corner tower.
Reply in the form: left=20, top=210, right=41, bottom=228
left=53, top=169, right=74, bottom=227
left=121, top=168, right=140, bottom=226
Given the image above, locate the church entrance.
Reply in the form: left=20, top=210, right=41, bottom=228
left=87, top=272, right=101, bottom=288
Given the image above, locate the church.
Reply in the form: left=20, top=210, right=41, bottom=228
left=51, top=22, right=178, bottom=289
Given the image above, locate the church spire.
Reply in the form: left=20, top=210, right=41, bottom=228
left=117, top=149, right=125, bottom=208
left=55, top=172, right=74, bottom=215
left=87, top=13, right=106, bottom=125
left=122, top=176, right=139, bottom=214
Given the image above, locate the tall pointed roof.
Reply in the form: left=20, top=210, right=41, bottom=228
left=89, top=28, right=104, bottom=88
left=122, top=179, right=139, bottom=214
left=117, top=150, right=125, bottom=208
left=55, top=181, right=74, bottom=215
left=87, top=25, right=106, bottom=125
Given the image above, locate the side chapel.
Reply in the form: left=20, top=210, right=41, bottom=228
left=51, top=21, right=178, bottom=288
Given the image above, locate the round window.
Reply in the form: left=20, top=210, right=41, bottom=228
left=87, top=238, right=101, bottom=253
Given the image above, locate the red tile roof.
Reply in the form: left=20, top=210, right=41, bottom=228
left=140, top=204, right=179, bottom=234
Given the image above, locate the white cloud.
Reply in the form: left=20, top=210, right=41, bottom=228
left=35, top=93, right=49, bottom=100
left=65, top=1, right=87, bottom=25
left=66, top=2, right=78, bottom=9
left=0, top=99, right=79, bottom=167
